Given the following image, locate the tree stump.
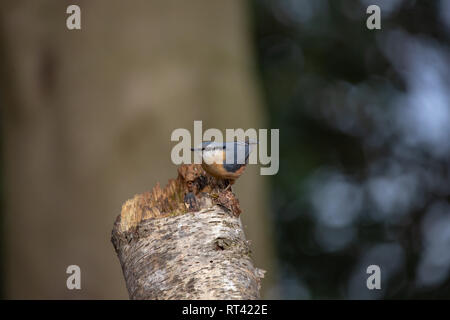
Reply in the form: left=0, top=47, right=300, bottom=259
left=111, top=165, right=265, bottom=299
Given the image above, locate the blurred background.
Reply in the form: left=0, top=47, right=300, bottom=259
left=0, top=0, right=449, bottom=299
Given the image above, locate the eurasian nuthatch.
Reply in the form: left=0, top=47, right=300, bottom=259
left=191, top=140, right=257, bottom=187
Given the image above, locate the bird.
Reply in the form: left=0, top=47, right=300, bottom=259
left=191, top=140, right=257, bottom=190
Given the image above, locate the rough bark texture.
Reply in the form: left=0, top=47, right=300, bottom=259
left=111, top=165, right=265, bottom=299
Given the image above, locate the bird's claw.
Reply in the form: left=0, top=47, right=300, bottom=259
left=184, top=192, right=198, bottom=211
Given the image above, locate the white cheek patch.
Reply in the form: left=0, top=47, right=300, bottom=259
left=203, top=149, right=224, bottom=164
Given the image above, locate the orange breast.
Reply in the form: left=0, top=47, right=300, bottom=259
left=201, top=163, right=247, bottom=181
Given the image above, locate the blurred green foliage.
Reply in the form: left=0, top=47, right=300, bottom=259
left=252, top=0, right=450, bottom=299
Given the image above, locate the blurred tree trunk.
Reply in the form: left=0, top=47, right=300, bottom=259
left=0, top=0, right=275, bottom=298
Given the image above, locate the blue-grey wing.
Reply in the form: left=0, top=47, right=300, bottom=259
left=223, top=142, right=252, bottom=173
left=224, top=142, right=250, bottom=165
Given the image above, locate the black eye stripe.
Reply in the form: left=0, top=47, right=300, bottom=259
left=202, top=146, right=228, bottom=151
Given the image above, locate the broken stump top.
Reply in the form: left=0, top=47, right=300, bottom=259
left=115, top=164, right=242, bottom=234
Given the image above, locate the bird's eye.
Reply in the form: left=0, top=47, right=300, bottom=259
left=202, top=148, right=205, bottom=151
left=223, top=146, right=226, bottom=149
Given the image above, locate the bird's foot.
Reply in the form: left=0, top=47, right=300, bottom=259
left=183, top=192, right=198, bottom=211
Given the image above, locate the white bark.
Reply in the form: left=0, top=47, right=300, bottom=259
left=112, top=205, right=265, bottom=300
